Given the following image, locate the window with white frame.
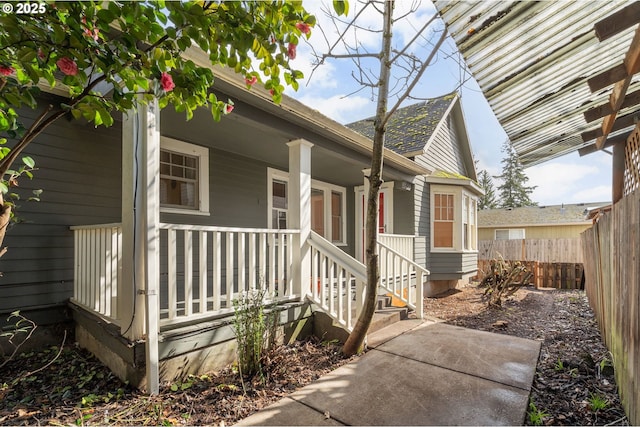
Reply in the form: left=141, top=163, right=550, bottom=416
left=267, top=168, right=346, bottom=244
left=160, top=137, right=209, bottom=215
left=433, top=193, right=455, bottom=248
left=463, top=195, right=477, bottom=250
left=495, top=228, right=525, bottom=240
left=271, top=179, right=288, bottom=229
left=431, top=184, right=479, bottom=252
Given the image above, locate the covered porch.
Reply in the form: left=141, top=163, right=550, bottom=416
left=69, top=67, right=429, bottom=392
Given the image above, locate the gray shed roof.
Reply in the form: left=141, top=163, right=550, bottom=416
left=478, top=202, right=610, bottom=228
left=346, top=94, right=456, bottom=156
left=433, top=1, right=639, bottom=166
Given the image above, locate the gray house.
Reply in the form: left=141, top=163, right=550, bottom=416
left=347, top=94, right=483, bottom=295
left=1, top=49, right=435, bottom=391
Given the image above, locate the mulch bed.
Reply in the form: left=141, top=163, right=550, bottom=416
left=0, top=337, right=353, bottom=426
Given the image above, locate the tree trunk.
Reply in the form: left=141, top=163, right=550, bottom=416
left=0, top=192, right=12, bottom=259
left=342, top=0, right=394, bottom=356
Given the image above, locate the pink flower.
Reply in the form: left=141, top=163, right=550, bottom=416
left=56, top=57, right=78, bottom=76
left=287, top=43, right=297, bottom=60
left=37, top=49, right=46, bottom=60
left=0, top=65, right=14, bottom=76
left=269, top=89, right=275, bottom=96
left=160, top=72, right=175, bottom=92
left=295, top=22, right=311, bottom=34
left=85, top=27, right=99, bottom=41
left=245, top=75, right=258, bottom=86
left=225, top=104, right=234, bottom=114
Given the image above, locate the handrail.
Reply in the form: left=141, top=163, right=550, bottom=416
left=159, top=223, right=300, bottom=234
left=308, top=231, right=367, bottom=283
left=378, top=240, right=431, bottom=276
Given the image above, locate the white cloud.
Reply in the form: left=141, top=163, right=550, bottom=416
left=295, top=93, right=372, bottom=124
left=526, top=162, right=606, bottom=206
left=572, top=186, right=611, bottom=204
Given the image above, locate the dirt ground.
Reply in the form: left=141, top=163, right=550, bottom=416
left=424, top=285, right=629, bottom=426
left=0, top=285, right=631, bottom=426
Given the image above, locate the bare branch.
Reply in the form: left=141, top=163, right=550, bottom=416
left=383, top=27, right=448, bottom=128
left=390, top=13, right=438, bottom=64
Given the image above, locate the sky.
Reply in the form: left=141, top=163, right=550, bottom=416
left=284, top=0, right=613, bottom=207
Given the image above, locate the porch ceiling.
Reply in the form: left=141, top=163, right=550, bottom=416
left=434, top=1, right=640, bottom=167
left=161, top=104, right=384, bottom=187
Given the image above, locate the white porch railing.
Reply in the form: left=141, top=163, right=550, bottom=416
left=71, top=223, right=122, bottom=324
left=158, top=224, right=300, bottom=327
left=307, top=231, right=366, bottom=332
left=378, top=240, right=428, bottom=319
left=71, top=224, right=426, bottom=334
left=379, top=233, right=414, bottom=260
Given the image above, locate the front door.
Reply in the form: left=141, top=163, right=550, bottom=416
left=355, top=183, right=394, bottom=262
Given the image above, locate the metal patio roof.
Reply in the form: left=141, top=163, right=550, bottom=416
left=433, top=0, right=640, bottom=166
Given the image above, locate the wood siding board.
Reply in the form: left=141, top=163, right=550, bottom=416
left=0, top=107, right=121, bottom=310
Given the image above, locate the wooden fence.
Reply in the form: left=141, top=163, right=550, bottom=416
left=478, top=238, right=583, bottom=263
left=582, top=189, right=640, bottom=425
left=477, top=238, right=584, bottom=288
left=476, top=260, right=584, bottom=289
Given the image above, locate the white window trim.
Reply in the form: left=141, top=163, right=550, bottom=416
left=160, top=136, right=210, bottom=216
left=430, top=184, right=478, bottom=253
left=267, top=167, right=347, bottom=245
left=495, top=228, right=526, bottom=240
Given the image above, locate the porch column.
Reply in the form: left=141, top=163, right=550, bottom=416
left=121, top=98, right=161, bottom=394
left=287, top=139, right=313, bottom=300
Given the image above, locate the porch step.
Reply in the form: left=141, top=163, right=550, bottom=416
left=368, top=295, right=409, bottom=335
left=368, top=307, right=408, bottom=335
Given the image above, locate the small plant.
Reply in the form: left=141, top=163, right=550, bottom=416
left=588, top=393, right=609, bottom=411
left=231, top=289, right=281, bottom=379
left=1, top=310, right=36, bottom=368
left=527, top=401, right=549, bottom=426
left=554, top=358, right=565, bottom=371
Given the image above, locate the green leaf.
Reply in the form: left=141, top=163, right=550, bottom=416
left=0, top=182, right=8, bottom=194
left=332, top=0, right=349, bottom=16
left=22, top=156, right=35, bottom=168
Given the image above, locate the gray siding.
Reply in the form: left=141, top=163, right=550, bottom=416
left=393, top=186, right=414, bottom=236
left=428, top=252, right=478, bottom=280
left=0, top=100, right=122, bottom=313
left=412, top=175, right=430, bottom=267
left=161, top=148, right=269, bottom=228
left=420, top=116, right=467, bottom=175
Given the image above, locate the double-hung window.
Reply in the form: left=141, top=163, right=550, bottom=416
left=433, top=193, right=455, bottom=248
left=160, top=137, right=209, bottom=215
left=495, top=229, right=525, bottom=240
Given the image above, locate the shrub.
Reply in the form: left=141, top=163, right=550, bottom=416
left=231, top=289, right=281, bottom=379
left=479, top=253, right=532, bottom=307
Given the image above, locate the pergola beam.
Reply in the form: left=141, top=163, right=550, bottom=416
left=583, top=88, right=640, bottom=123
left=578, top=131, right=631, bottom=157
left=595, top=25, right=640, bottom=149
left=594, top=1, right=640, bottom=42
left=581, top=109, right=640, bottom=141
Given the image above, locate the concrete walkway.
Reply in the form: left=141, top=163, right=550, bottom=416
left=237, top=320, right=541, bottom=426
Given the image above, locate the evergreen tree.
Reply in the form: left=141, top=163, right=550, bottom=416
left=478, top=170, right=498, bottom=210
left=496, top=141, right=537, bottom=208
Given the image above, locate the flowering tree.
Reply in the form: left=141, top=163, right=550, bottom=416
left=0, top=1, right=345, bottom=256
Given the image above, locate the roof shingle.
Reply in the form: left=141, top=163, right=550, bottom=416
left=346, top=94, right=456, bottom=156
